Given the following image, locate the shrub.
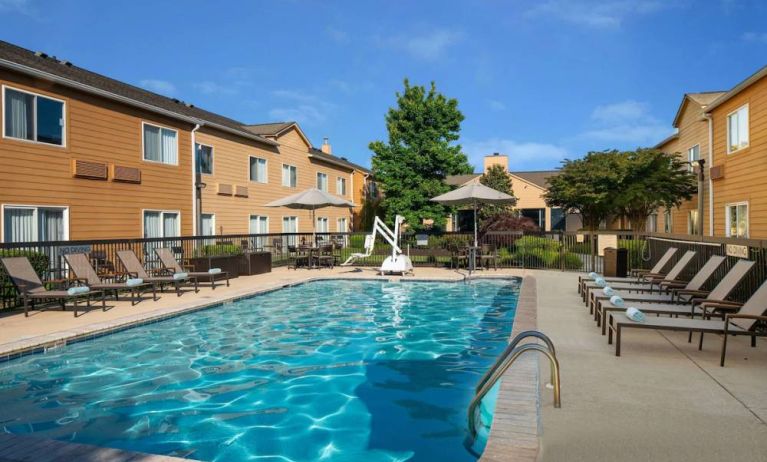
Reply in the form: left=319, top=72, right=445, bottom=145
left=0, top=249, right=50, bottom=295
left=557, top=252, right=584, bottom=270
left=197, top=244, right=242, bottom=257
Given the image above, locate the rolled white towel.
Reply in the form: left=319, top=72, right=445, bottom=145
left=67, top=286, right=90, bottom=296
left=208, top=268, right=222, bottom=275
left=610, top=295, right=625, bottom=307
left=126, top=278, right=144, bottom=287
left=595, top=277, right=607, bottom=287
left=626, top=307, right=646, bottom=323
left=172, top=272, right=189, bottom=281
left=588, top=272, right=599, bottom=279
left=602, top=286, right=615, bottom=297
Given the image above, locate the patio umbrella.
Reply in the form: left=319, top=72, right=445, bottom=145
left=265, top=188, right=355, bottom=243
left=431, top=183, right=516, bottom=248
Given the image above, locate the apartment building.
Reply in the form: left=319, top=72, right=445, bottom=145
left=0, top=40, right=370, bottom=243
left=654, top=64, right=767, bottom=239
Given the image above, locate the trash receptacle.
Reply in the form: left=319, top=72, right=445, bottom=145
left=603, top=247, right=628, bottom=277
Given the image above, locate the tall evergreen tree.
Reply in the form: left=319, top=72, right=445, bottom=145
left=370, top=79, right=473, bottom=230
left=478, top=164, right=516, bottom=221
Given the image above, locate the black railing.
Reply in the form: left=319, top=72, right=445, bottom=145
left=2, top=230, right=767, bottom=309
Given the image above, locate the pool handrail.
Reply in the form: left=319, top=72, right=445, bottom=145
left=474, top=330, right=556, bottom=394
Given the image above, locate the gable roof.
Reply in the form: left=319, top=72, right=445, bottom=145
left=0, top=40, right=277, bottom=146
left=309, top=148, right=371, bottom=173
left=705, top=64, right=767, bottom=114
left=445, top=170, right=558, bottom=189
left=654, top=132, right=679, bottom=150
left=244, top=121, right=313, bottom=148
left=672, top=92, right=726, bottom=128
left=445, top=174, right=480, bottom=186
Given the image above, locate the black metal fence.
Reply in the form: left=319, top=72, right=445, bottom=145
left=2, top=230, right=767, bottom=309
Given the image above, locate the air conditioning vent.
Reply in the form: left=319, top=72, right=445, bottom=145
left=235, top=185, right=249, bottom=197
left=218, top=183, right=233, bottom=195
left=710, top=165, right=724, bottom=180
left=112, top=165, right=142, bottom=183
left=72, top=159, right=107, bottom=180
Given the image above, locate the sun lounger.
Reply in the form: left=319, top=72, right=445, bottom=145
left=0, top=256, right=105, bottom=317
left=154, top=248, right=229, bottom=289
left=598, top=259, right=753, bottom=335
left=607, top=277, right=767, bottom=366
left=116, top=250, right=198, bottom=296
left=64, top=253, right=156, bottom=305
left=578, top=247, right=678, bottom=298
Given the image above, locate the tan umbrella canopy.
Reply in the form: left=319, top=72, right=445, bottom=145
left=431, top=183, right=516, bottom=247
left=265, top=188, right=356, bottom=243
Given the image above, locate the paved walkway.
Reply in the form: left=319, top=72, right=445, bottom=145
left=534, top=270, right=767, bottom=462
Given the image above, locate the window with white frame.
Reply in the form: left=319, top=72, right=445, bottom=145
left=727, top=105, right=749, bottom=153
left=282, top=216, right=298, bottom=245
left=282, top=164, right=297, bottom=187
left=726, top=203, right=748, bottom=238
left=143, top=123, right=178, bottom=165
left=664, top=210, right=672, bottom=233
left=337, top=217, right=347, bottom=232
left=249, top=215, right=269, bottom=249
left=200, top=213, right=215, bottom=236
left=196, top=143, right=213, bottom=174
left=337, top=177, right=347, bottom=196
left=143, top=211, right=179, bottom=238
left=688, top=144, right=700, bottom=171
left=2, top=205, right=67, bottom=243
left=317, top=172, right=328, bottom=191
left=316, top=217, right=329, bottom=233
left=250, top=157, right=267, bottom=183
left=687, top=210, right=699, bottom=235
left=4, top=86, right=65, bottom=146
left=646, top=213, right=658, bottom=233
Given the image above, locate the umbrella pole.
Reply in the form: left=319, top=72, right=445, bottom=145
left=312, top=207, right=316, bottom=245
left=472, top=202, right=478, bottom=273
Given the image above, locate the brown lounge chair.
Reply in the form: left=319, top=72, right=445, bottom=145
left=607, top=275, right=767, bottom=366
left=64, top=253, right=157, bottom=305
left=116, top=250, right=198, bottom=296
left=0, top=256, right=105, bottom=317
left=597, top=259, right=754, bottom=335
left=584, top=250, right=699, bottom=312
left=154, top=248, right=229, bottom=289
left=578, top=247, right=678, bottom=299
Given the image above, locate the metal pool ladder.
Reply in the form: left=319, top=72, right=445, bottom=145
left=467, top=330, right=561, bottom=438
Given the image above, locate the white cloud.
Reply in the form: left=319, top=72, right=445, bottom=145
left=463, top=138, right=568, bottom=171
left=139, top=79, right=176, bottom=95
left=525, top=0, right=673, bottom=29
left=193, top=81, right=237, bottom=96
left=487, top=99, right=506, bottom=111
left=268, top=89, right=335, bottom=125
left=742, top=32, right=767, bottom=44
left=581, top=99, right=668, bottom=144
left=379, top=28, right=463, bottom=61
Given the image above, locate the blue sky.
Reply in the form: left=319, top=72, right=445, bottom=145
left=0, top=0, right=765, bottom=171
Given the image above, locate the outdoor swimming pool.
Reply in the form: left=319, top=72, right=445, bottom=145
left=0, top=278, right=519, bottom=462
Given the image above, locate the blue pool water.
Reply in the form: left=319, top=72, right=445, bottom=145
left=0, top=279, right=519, bottom=461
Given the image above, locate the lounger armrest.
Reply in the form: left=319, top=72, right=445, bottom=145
left=700, top=299, right=742, bottom=307
left=659, top=281, right=685, bottom=289
left=674, top=289, right=709, bottom=297
left=726, top=314, right=767, bottom=321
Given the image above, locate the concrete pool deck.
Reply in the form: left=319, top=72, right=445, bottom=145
left=0, top=267, right=765, bottom=461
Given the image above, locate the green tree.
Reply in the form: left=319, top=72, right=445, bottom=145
left=615, top=148, right=697, bottom=232
left=478, top=164, right=516, bottom=221
left=544, top=151, right=626, bottom=232
left=370, top=79, right=473, bottom=230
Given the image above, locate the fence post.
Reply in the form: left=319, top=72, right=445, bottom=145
left=560, top=232, right=565, bottom=271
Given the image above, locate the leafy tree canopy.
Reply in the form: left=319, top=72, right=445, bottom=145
left=478, top=164, right=516, bottom=221
left=370, top=79, right=473, bottom=230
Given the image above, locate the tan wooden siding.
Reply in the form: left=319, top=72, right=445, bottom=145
left=197, top=126, right=354, bottom=235
left=0, top=70, right=194, bottom=240
left=710, top=76, right=767, bottom=238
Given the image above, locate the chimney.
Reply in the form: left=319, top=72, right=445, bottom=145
left=483, top=153, right=508, bottom=173
left=321, top=137, right=332, bottom=154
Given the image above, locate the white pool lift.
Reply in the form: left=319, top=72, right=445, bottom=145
left=342, top=215, right=413, bottom=276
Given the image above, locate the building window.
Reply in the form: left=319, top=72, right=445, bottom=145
left=143, top=123, right=178, bottom=165
left=282, top=216, right=298, bottom=246
left=688, top=145, right=700, bottom=171
left=282, top=164, right=297, bottom=188
left=200, top=213, right=215, bottom=236
left=143, top=210, right=179, bottom=238
left=316, top=217, right=329, bottom=233
left=249, top=215, right=269, bottom=249
left=195, top=144, right=213, bottom=174
left=2, top=205, right=67, bottom=243
left=520, top=208, right=546, bottom=230
left=3, top=86, right=65, bottom=146
left=250, top=157, right=267, bottom=183
left=687, top=210, right=699, bottom=235
left=646, top=213, right=658, bottom=233
left=337, top=217, right=347, bottom=232
left=317, top=172, right=328, bottom=191
left=337, top=177, right=347, bottom=196
left=727, top=105, right=749, bottom=153
left=726, top=203, right=748, bottom=238
left=664, top=210, right=672, bottom=233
